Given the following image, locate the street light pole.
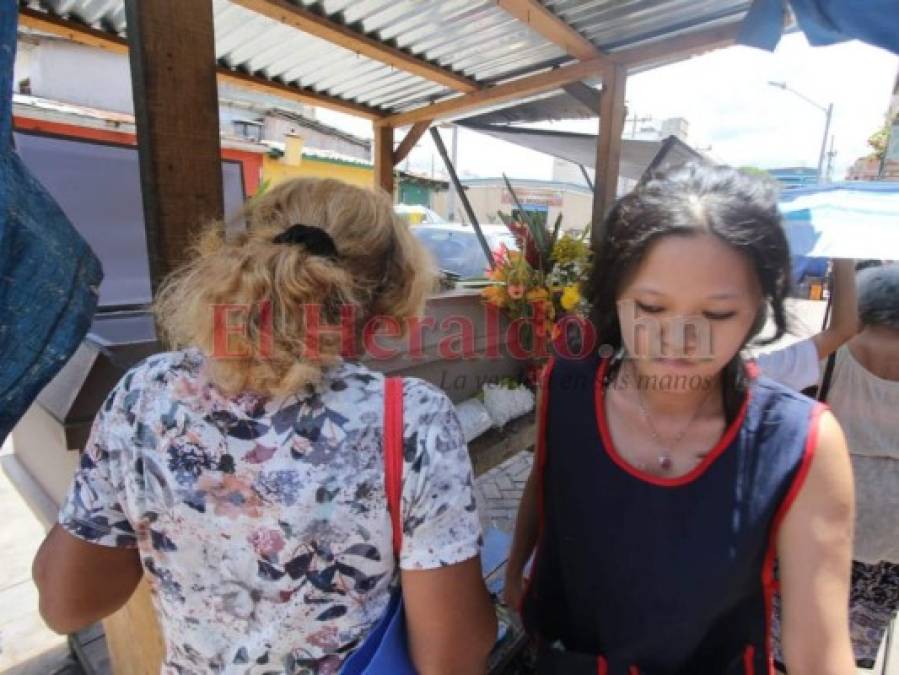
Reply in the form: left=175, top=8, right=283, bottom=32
left=768, top=81, right=833, bottom=184
left=816, top=102, right=834, bottom=183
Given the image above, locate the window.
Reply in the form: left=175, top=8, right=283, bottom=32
left=233, top=120, right=263, bottom=142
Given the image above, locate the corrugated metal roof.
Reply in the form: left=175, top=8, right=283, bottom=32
left=22, top=0, right=750, bottom=116
left=542, top=0, right=752, bottom=52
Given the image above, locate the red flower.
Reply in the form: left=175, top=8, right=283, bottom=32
left=507, top=284, right=525, bottom=300
left=492, top=243, right=510, bottom=267
left=507, top=221, right=542, bottom=269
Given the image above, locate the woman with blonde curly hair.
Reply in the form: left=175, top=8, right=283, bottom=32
left=33, top=178, right=497, bottom=674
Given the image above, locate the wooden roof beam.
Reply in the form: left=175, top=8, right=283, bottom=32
left=378, top=57, right=607, bottom=128
left=19, top=6, right=128, bottom=54
left=229, top=0, right=480, bottom=93
left=393, top=120, right=431, bottom=165
left=496, top=0, right=603, bottom=61
left=376, top=20, right=744, bottom=129
left=18, top=7, right=386, bottom=121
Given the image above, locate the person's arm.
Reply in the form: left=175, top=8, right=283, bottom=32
left=811, top=258, right=858, bottom=360
left=503, top=465, right=538, bottom=610
left=33, top=372, right=144, bottom=634
left=397, top=380, right=496, bottom=674
left=33, top=525, right=143, bottom=634
left=778, top=410, right=855, bottom=675
left=402, top=558, right=497, bottom=675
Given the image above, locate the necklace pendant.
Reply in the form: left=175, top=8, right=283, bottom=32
left=658, top=454, right=673, bottom=471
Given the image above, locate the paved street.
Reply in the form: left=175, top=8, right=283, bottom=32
left=475, top=450, right=533, bottom=535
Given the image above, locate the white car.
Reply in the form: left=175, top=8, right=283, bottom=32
left=412, top=223, right=518, bottom=280
left=393, top=204, right=449, bottom=226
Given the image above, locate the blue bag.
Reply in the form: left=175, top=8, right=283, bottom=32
left=340, top=377, right=416, bottom=674
left=0, top=0, right=102, bottom=443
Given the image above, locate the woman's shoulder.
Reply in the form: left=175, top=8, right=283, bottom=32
left=329, top=362, right=454, bottom=414
left=397, top=375, right=451, bottom=405
left=751, top=367, right=817, bottom=402
left=103, top=349, right=200, bottom=406
left=129, top=348, right=202, bottom=381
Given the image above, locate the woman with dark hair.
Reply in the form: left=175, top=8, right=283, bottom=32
left=504, top=164, right=854, bottom=674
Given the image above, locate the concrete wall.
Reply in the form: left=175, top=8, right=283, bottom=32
left=13, top=39, right=34, bottom=94
left=10, top=404, right=80, bottom=512
left=263, top=153, right=374, bottom=188
left=29, top=40, right=133, bottom=114
left=362, top=289, right=521, bottom=403
left=552, top=158, right=592, bottom=188
left=263, top=117, right=370, bottom=160
left=433, top=184, right=592, bottom=232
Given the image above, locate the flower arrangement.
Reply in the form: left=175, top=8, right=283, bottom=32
left=482, top=228, right=590, bottom=305
left=480, top=177, right=593, bottom=384
left=482, top=244, right=556, bottom=344
left=548, top=229, right=591, bottom=315
left=475, top=181, right=590, bottom=393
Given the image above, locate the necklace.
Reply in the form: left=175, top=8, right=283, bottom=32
left=631, top=365, right=713, bottom=472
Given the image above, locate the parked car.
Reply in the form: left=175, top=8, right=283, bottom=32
left=412, top=223, right=518, bottom=280
left=394, top=203, right=449, bottom=226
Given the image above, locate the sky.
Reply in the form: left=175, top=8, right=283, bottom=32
left=317, top=32, right=898, bottom=182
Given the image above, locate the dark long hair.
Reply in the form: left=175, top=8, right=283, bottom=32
left=585, top=163, right=792, bottom=421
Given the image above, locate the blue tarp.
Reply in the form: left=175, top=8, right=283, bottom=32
left=739, top=0, right=899, bottom=55
left=0, top=0, right=102, bottom=443
left=779, top=181, right=899, bottom=260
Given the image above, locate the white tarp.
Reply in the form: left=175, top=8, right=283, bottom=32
left=779, top=182, right=899, bottom=260
left=458, top=122, right=702, bottom=182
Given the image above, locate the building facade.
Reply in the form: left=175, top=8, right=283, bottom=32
left=432, top=177, right=593, bottom=234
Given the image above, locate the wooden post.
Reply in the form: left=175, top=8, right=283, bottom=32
left=374, top=124, right=395, bottom=197
left=125, top=0, right=224, bottom=294
left=591, top=64, right=627, bottom=249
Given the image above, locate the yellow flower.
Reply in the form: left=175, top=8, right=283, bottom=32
left=481, top=285, right=508, bottom=308
left=560, top=285, right=581, bottom=311
left=552, top=234, right=589, bottom=265
left=527, top=287, right=550, bottom=303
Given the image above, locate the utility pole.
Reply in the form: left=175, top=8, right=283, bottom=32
left=768, top=81, right=833, bottom=184
left=445, top=124, right=459, bottom=221
left=825, top=135, right=836, bottom=182
left=625, top=113, right=652, bottom=139
left=817, top=103, right=834, bottom=183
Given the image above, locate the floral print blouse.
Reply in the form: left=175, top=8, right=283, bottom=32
left=58, top=349, right=482, bottom=674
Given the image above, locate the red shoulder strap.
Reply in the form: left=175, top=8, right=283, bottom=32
left=383, top=377, right=404, bottom=559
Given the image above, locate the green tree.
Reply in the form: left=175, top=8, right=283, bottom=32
left=867, top=123, right=890, bottom=160
left=738, top=166, right=771, bottom=178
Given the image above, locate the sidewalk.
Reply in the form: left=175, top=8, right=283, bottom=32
left=0, top=438, right=83, bottom=674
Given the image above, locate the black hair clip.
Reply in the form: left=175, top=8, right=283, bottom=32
left=272, top=223, right=340, bottom=260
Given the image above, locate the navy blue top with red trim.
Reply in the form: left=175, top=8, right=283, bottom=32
left=521, top=354, right=824, bottom=675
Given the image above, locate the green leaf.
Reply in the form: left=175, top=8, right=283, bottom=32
left=546, top=213, right=564, bottom=274
left=502, top=174, right=546, bottom=253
